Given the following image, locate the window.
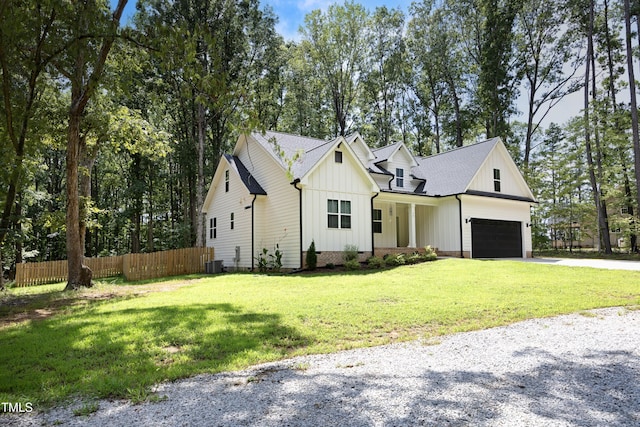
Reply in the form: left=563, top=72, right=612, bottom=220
left=225, top=170, right=230, bottom=192
left=493, top=168, right=501, bottom=192
left=230, top=212, right=234, bottom=230
left=335, top=151, right=343, bottom=163
left=328, top=199, right=351, bottom=229
left=396, top=168, right=404, bottom=187
left=209, top=217, right=217, bottom=239
left=372, top=209, right=382, bottom=233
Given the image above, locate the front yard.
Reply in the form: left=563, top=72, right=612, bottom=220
left=1, top=258, right=639, bottom=408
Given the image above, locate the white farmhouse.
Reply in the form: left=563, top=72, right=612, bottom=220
left=203, top=131, right=536, bottom=270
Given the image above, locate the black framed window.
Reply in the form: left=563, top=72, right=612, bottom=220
left=230, top=212, right=234, bottom=230
left=372, top=209, right=382, bottom=233
left=396, top=168, right=404, bottom=187
left=210, top=217, right=217, bottom=239
left=493, top=168, right=501, bottom=192
left=328, top=199, right=351, bottom=229
left=225, top=170, right=230, bottom=192
left=335, top=151, right=343, bottom=163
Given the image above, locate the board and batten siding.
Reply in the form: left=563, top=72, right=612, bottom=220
left=468, top=146, right=532, bottom=198
left=236, top=136, right=300, bottom=269
left=205, top=163, right=252, bottom=269
left=420, top=197, right=461, bottom=254
left=372, top=201, right=397, bottom=248
left=461, top=195, right=532, bottom=257
left=302, top=146, right=375, bottom=253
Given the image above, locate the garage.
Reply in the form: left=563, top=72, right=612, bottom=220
left=471, top=219, right=522, bottom=258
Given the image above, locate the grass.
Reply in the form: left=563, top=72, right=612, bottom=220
left=0, top=258, right=639, bottom=408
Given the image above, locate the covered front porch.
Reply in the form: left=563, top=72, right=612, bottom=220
left=373, top=193, right=441, bottom=254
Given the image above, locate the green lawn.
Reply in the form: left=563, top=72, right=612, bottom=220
left=1, top=258, right=639, bottom=407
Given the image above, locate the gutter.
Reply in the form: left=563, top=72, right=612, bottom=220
left=370, top=192, right=379, bottom=257
left=250, top=194, right=257, bottom=271
left=291, top=179, right=303, bottom=269
left=455, top=194, right=464, bottom=258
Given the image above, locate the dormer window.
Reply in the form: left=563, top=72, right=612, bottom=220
left=225, top=170, right=230, bottom=192
left=493, top=168, right=501, bottom=192
left=335, top=151, right=343, bottom=163
left=396, top=168, right=404, bottom=187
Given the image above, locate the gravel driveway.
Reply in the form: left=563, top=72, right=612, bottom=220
left=6, top=306, right=639, bottom=426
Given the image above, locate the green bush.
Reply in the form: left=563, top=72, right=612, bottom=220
left=423, top=245, right=437, bottom=261
left=343, top=259, right=361, bottom=271
left=343, top=244, right=359, bottom=262
left=326, top=262, right=335, bottom=269
left=306, top=241, right=317, bottom=271
left=384, top=254, right=406, bottom=267
left=367, top=256, right=385, bottom=269
left=407, top=253, right=423, bottom=264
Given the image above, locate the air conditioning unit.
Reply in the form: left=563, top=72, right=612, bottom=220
left=206, top=260, right=224, bottom=274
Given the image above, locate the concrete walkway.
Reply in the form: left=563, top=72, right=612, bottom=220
left=521, top=257, right=640, bottom=271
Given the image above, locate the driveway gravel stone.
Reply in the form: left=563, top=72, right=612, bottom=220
left=4, top=307, right=640, bottom=426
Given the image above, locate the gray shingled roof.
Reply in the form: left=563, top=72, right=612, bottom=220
left=413, top=138, right=501, bottom=196
left=251, top=131, right=338, bottom=179
left=224, top=154, right=267, bottom=195
left=244, top=131, right=506, bottom=198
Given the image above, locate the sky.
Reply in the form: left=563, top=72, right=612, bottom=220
left=263, top=0, right=413, bottom=41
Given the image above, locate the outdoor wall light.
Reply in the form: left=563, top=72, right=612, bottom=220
left=465, top=217, right=472, bottom=223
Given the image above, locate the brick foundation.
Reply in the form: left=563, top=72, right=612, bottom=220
left=302, top=251, right=372, bottom=268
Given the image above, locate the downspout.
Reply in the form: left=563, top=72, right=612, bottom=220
left=371, top=192, right=379, bottom=257
left=291, top=179, right=303, bottom=269
left=455, top=194, right=464, bottom=258
left=250, top=194, right=257, bottom=271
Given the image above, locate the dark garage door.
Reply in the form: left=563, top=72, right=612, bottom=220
left=471, top=219, right=522, bottom=258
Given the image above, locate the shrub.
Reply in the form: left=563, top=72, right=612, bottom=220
left=306, top=241, right=317, bottom=271
left=326, top=262, right=335, bottom=269
left=343, top=259, right=361, bottom=271
left=343, top=244, right=359, bottom=262
left=423, top=245, right=438, bottom=261
left=407, top=253, right=423, bottom=264
left=384, top=254, right=406, bottom=267
left=367, top=256, right=385, bottom=269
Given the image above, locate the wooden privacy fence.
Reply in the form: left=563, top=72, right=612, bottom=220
left=15, top=247, right=215, bottom=287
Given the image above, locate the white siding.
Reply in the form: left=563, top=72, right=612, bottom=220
left=373, top=201, right=397, bottom=248
left=237, top=136, right=300, bottom=269
left=468, top=146, right=532, bottom=198
left=350, top=138, right=372, bottom=166
left=461, top=195, right=532, bottom=257
left=422, top=197, right=462, bottom=253
left=303, top=146, right=374, bottom=252
left=205, top=163, right=253, bottom=269
left=383, top=147, right=419, bottom=193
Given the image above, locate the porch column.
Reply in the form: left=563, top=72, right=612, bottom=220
left=408, top=203, right=416, bottom=248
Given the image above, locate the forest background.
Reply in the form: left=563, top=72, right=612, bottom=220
left=2, top=0, right=640, bottom=288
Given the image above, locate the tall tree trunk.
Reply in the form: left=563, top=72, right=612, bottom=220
left=590, top=39, right=612, bottom=254
left=625, top=0, right=640, bottom=251
left=147, top=164, right=154, bottom=252
left=66, top=109, right=93, bottom=289
left=583, top=0, right=611, bottom=254
left=195, top=102, right=206, bottom=247
left=64, top=0, right=127, bottom=290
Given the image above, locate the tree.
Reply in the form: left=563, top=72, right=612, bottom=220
left=625, top=0, right=640, bottom=251
left=301, top=1, right=369, bottom=137
left=0, top=1, right=59, bottom=288
left=59, top=0, right=128, bottom=289
left=358, top=6, right=406, bottom=147
left=477, top=0, right=523, bottom=140
left=515, top=0, right=582, bottom=171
